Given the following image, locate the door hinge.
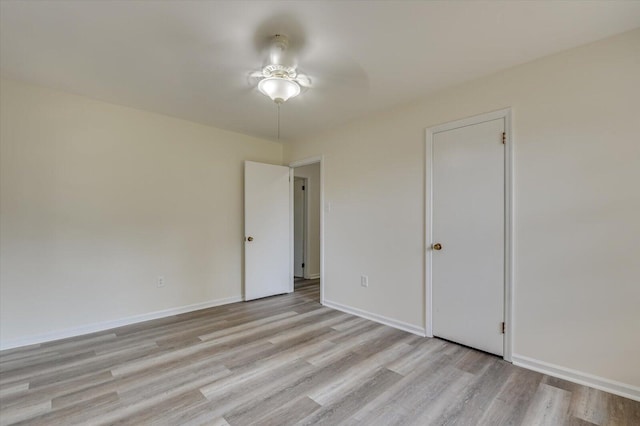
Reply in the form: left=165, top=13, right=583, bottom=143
left=501, top=322, right=505, bottom=334
left=302, top=185, right=305, bottom=190
left=502, top=132, right=506, bottom=144
left=302, top=263, right=305, bottom=268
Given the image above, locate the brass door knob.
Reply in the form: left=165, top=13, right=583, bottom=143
left=247, top=236, right=254, bottom=242
left=433, top=243, right=442, bottom=250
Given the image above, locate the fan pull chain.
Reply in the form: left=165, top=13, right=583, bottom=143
left=277, top=102, right=281, bottom=140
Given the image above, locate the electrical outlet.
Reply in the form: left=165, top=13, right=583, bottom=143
left=360, top=275, right=368, bottom=288
left=157, top=276, right=165, bottom=288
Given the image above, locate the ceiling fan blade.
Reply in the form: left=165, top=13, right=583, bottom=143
left=294, top=73, right=312, bottom=89
left=299, top=58, right=369, bottom=92
left=290, top=35, right=369, bottom=92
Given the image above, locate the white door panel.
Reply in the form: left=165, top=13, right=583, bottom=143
left=432, top=118, right=505, bottom=355
left=244, top=161, right=291, bottom=301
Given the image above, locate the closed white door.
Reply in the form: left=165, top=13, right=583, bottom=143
left=293, top=177, right=306, bottom=278
left=244, top=161, right=291, bottom=301
left=432, top=118, right=505, bottom=356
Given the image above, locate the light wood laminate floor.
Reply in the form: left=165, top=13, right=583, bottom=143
left=1, top=282, right=638, bottom=425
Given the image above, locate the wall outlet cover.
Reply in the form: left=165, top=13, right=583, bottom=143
left=360, top=275, right=368, bottom=287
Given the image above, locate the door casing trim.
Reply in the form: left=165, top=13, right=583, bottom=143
left=425, top=108, right=513, bottom=362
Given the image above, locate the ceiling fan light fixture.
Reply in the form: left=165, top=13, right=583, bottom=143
left=258, top=76, right=300, bottom=104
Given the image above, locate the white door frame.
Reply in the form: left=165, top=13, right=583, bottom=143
left=289, top=156, right=325, bottom=303
left=425, top=108, right=514, bottom=362
left=293, top=176, right=308, bottom=278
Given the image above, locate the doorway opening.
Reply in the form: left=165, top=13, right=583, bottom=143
left=290, top=158, right=323, bottom=303
left=293, top=176, right=307, bottom=279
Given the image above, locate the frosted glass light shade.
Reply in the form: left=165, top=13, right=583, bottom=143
left=258, top=77, right=300, bottom=103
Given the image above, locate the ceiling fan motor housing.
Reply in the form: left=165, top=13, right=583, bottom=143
left=258, top=34, right=302, bottom=104
left=269, top=34, right=290, bottom=66
left=262, top=64, right=297, bottom=79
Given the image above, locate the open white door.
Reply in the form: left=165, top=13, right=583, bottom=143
left=244, top=161, right=291, bottom=300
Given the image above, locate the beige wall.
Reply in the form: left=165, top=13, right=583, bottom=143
left=0, top=79, right=282, bottom=346
left=284, top=29, right=640, bottom=389
left=294, top=163, right=321, bottom=278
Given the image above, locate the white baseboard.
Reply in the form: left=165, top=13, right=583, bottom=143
left=323, top=299, right=426, bottom=337
left=0, top=296, right=243, bottom=351
left=512, top=354, right=640, bottom=402
left=304, top=273, right=320, bottom=280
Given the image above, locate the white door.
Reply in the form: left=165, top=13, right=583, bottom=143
left=244, top=161, right=291, bottom=300
left=293, top=177, right=306, bottom=278
left=432, top=118, right=505, bottom=356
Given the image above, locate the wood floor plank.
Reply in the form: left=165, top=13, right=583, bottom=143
left=307, top=324, right=393, bottom=367
left=30, top=332, right=115, bottom=353
left=477, top=366, right=542, bottom=425
left=12, top=392, right=119, bottom=426
left=329, top=315, right=368, bottom=332
left=605, top=393, right=640, bottom=426
left=14, top=342, right=162, bottom=388
left=385, top=337, right=449, bottom=376
left=110, top=389, right=207, bottom=425
left=241, top=396, right=321, bottom=426
left=300, top=368, right=404, bottom=425
left=187, top=360, right=319, bottom=424
left=197, top=311, right=299, bottom=342
left=307, top=339, right=416, bottom=406
left=404, top=367, right=478, bottom=426
left=0, top=398, right=51, bottom=426
left=0, top=344, right=42, bottom=362
left=51, top=355, right=227, bottom=409
left=1, top=280, right=638, bottom=425
left=350, top=345, right=469, bottom=423
left=0, top=371, right=114, bottom=415
left=0, top=383, right=28, bottom=399
left=266, top=312, right=350, bottom=345
left=570, top=385, right=610, bottom=425
left=521, top=382, right=573, bottom=425
left=0, top=350, right=97, bottom=382
left=222, top=350, right=367, bottom=425
left=429, top=356, right=514, bottom=424
left=199, top=306, right=334, bottom=343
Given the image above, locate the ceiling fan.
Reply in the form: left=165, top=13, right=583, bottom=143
left=252, top=34, right=310, bottom=104
left=240, top=27, right=368, bottom=139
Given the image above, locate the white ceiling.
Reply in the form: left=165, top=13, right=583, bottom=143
left=1, top=1, right=639, bottom=142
